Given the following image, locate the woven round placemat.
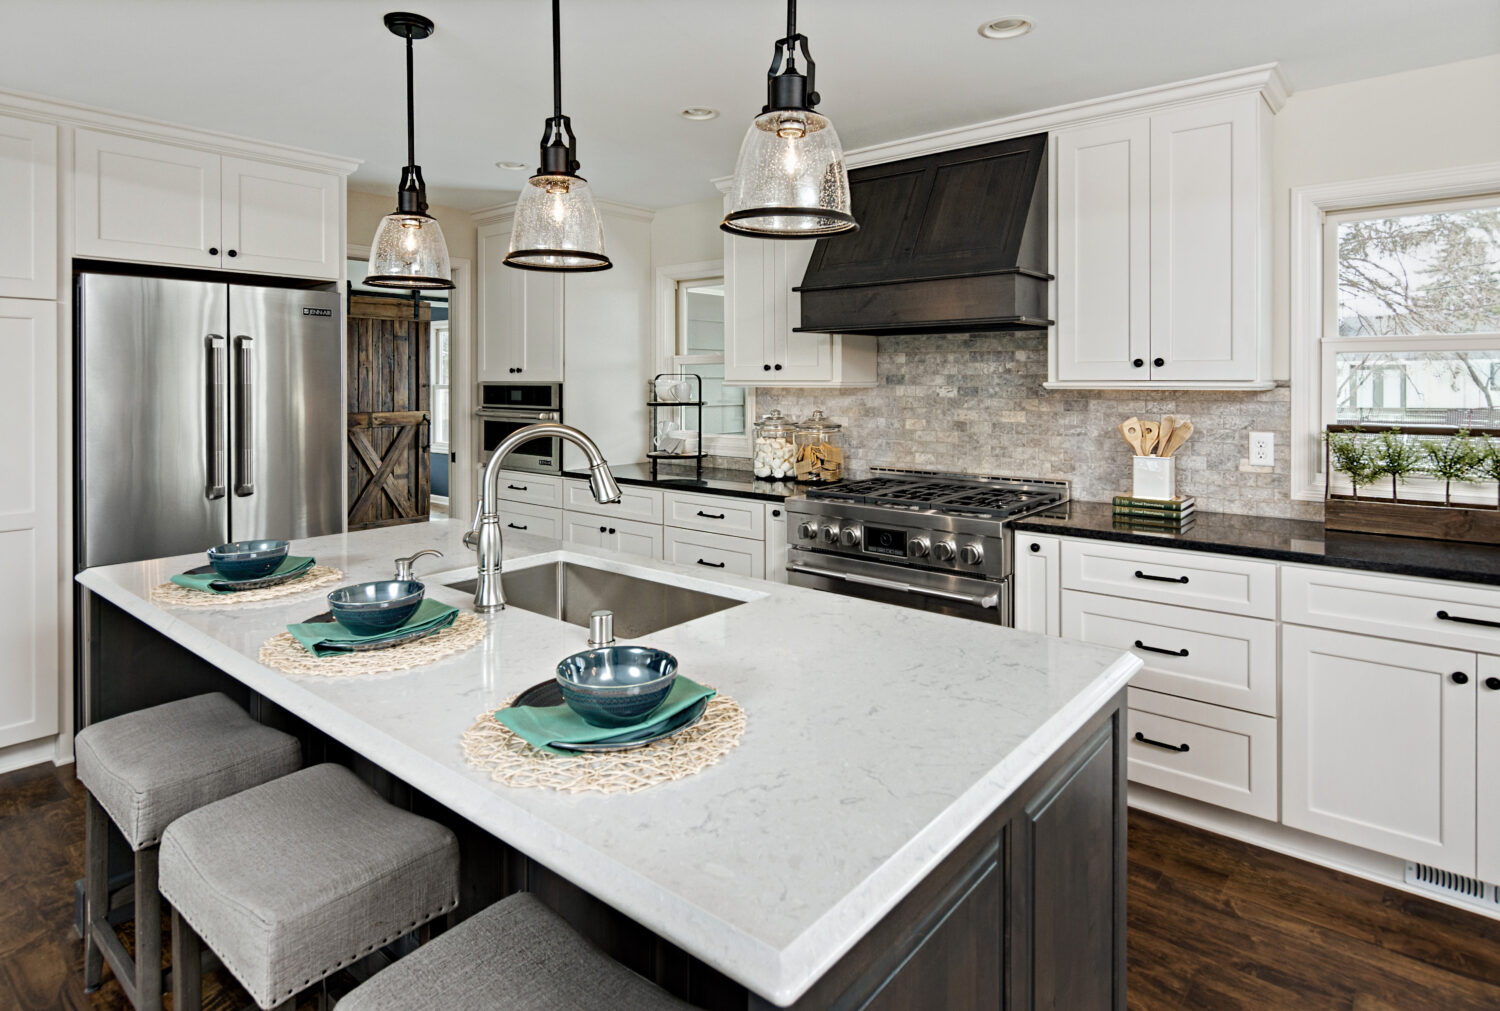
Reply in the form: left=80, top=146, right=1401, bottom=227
left=461, top=692, right=746, bottom=794
left=258, top=612, right=487, bottom=677
left=150, top=566, right=344, bottom=607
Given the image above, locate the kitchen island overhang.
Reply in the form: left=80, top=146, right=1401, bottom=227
left=76, top=521, right=1141, bottom=1008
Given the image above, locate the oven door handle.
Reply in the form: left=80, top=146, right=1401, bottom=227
left=475, top=409, right=560, bottom=422
left=787, top=563, right=1000, bottom=609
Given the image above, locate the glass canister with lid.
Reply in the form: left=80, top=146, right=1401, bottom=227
left=752, top=410, right=797, bottom=480
left=794, top=409, right=845, bottom=483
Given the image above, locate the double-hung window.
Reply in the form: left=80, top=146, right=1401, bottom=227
left=667, top=276, right=752, bottom=457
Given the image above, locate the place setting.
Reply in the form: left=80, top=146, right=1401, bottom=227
left=462, top=643, right=745, bottom=794
left=151, top=539, right=343, bottom=607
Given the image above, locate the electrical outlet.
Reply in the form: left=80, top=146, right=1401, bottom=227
left=1249, top=431, right=1274, bottom=467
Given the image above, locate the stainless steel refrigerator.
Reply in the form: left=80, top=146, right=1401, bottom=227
left=76, top=273, right=344, bottom=569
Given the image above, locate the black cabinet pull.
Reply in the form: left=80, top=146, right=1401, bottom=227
left=772, top=508, right=782, bottom=518
left=1486, top=677, right=1500, bottom=691
left=1134, top=731, right=1189, bottom=753
left=506, top=522, right=528, bottom=531
left=608, top=527, right=616, bottom=534
left=774, top=363, right=783, bottom=370
left=1452, top=671, right=1470, bottom=685
left=1132, top=358, right=1144, bottom=368
left=208, top=246, right=219, bottom=256
left=1153, top=356, right=1164, bottom=367
left=506, top=483, right=528, bottom=491
left=227, top=249, right=237, bottom=258
left=1134, top=639, right=1189, bottom=658
left=1134, top=569, right=1189, bottom=584
left=599, top=525, right=607, bottom=533
left=696, top=510, right=726, bottom=520
left=1436, top=610, right=1500, bottom=629
left=1029, top=542, right=1041, bottom=552
left=763, top=364, right=772, bottom=371
left=697, top=559, right=726, bottom=568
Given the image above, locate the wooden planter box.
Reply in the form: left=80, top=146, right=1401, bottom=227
left=1325, top=495, right=1500, bottom=544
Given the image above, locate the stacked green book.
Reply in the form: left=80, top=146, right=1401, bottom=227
left=1113, top=495, right=1195, bottom=532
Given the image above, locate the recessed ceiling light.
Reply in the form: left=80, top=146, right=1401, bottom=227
left=978, top=16, right=1033, bottom=39
left=495, top=160, right=528, bottom=170
left=680, top=107, right=720, bottom=121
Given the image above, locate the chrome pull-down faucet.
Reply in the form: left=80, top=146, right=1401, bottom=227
left=468, top=423, right=621, bottom=612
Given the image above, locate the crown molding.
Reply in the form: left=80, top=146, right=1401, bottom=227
left=711, top=63, right=1289, bottom=187
left=472, top=196, right=655, bottom=227
left=0, top=85, right=360, bottom=175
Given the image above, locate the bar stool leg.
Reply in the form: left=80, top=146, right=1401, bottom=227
left=134, top=846, right=162, bottom=1010
left=169, top=907, right=201, bottom=1011
left=83, top=793, right=108, bottom=992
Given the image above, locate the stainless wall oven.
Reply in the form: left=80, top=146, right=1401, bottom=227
left=475, top=382, right=562, bottom=474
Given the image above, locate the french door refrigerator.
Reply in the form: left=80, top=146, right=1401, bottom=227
left=76, top=273, right=343, bottom=569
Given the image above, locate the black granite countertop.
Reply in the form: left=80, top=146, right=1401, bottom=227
left=562, top=462, right=800, bottom=504
left=1012, top=500, right=1500, bottom=587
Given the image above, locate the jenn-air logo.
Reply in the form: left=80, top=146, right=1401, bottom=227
left=302, top=307, right=333, bottom=317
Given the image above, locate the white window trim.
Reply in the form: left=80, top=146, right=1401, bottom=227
left=431, top=319, right=451, bottom=454
left=653, top=258, right=753, bottom=459
left=1289, top=161, right=1500, bottom=502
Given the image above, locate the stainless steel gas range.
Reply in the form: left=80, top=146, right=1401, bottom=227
left=785, top=469, right=1068, bottom=625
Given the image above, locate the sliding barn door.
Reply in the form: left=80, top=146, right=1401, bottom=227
left=346, top=295, right=430, bottom=530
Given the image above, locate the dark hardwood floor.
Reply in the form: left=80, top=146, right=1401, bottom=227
left=4, top=761, right=1500, bottom=1009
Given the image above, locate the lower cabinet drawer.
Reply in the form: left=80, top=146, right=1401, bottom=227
left=1126, top=687, right=1278, bottom=821
left=493, top=470, right=563, bottom=509
left=496, top=501, right=562, bottom=540
left=663, top=527, right=765, bottom=579
left=563, top=478, right=663, bottom=523
left=663, top=490, right=766, bottom=539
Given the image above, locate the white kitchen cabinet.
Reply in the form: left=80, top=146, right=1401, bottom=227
left=75, top=130, right=340, bottom=279
left=1282, top=625, right=1476, bottom=876
left=663, top=526, right=765, bottom=579
left=1478, top=655, right=1500, bottom=883
left=562, top=510, right=662, bottom=560
left=1060, top=538, right=1276, bottom=618
left=0, top=115, right=56, bottom=299
left=1013, top=534, right=1060, bottom=635
left=492, top=469, right=563, bottom=510
left=563, top=478, right=663, bottom=523
left=1127, top=687, right=1278, bottom=821
left=496, top=501, right=562, bottom=541
left=1048, top=93, right=1271, bottom=389
left=477, top=220, right=564, bottom=382
left=765, top=503, right=788, bottom=584
left=663, top=489, right=766, bottom=539
left=0, top=299, right=57, bottom=749
left=723, top=226, right=875, bottom=387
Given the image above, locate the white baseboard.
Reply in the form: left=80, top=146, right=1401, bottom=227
left=1129, top=784, right=1500, bottom=922
left=0, top=735, right=60, bottom=775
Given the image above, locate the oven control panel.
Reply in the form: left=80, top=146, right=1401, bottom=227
left=785, top=502, right=1008, bottom=580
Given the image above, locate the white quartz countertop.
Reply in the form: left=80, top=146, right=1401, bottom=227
left=77, top=521, right=1140, bottom=1006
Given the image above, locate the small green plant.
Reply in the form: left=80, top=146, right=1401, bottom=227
left=1420, top=429, right=1482, bottom=505
left=1480, top=438, right=1500, bottom=508
left=1324, top=431, right=1379, bottom=497
left=1370, top=428, right=1424, bottom=500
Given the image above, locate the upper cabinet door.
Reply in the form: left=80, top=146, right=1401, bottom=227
left=1053, top=118, right=1151, bottom=382
left=477, top=222, right=563, bottom=382
left=220, top=157, right=340, bottom=279
left=0, top=115, right=56, bottom=300
left=75, top=130, right=221, bottom=269
left=1148, top=96, right=1262, bottom=382
left=723, top=231, right=775, bottom=382
left=777, top=241, right=833, bottom=383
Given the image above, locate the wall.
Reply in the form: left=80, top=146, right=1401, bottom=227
left=650, top=197, right=723, bottom=268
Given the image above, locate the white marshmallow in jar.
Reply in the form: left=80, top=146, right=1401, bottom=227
left=752, top=409, right=798, bottom=480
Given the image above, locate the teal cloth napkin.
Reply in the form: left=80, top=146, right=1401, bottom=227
left=286, top=599, right=459, bottom=657
left=170, top=556, right=314, bottom=593
left=495, top=676, right=715, bottom=755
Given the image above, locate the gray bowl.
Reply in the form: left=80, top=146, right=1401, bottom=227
left=207, top=539, right=289, bottom=580
left=555, top=646, right=679, bottom=728
left=327, top=579, right=425, bottom=635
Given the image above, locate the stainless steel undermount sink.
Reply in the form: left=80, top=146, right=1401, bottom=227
left=444, top=561, right=744, bottom=638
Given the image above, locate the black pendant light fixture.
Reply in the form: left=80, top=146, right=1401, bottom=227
left=364, top=11, right=454, bottom=290
left=505, top=0, right=611, bottom=272
left=722, top=0, right=857, bottom=239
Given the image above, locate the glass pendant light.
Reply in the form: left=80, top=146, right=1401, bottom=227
left=505, top=0, right=611, bottom=272
left=364, top=12, right=454, bottom=290
left=722, top=0, right=857, bottom=239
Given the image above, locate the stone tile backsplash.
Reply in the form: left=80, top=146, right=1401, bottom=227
left=741, top=331, right=1321, bottom=520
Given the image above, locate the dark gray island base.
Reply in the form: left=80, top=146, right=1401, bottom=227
left=85, top=593, right=1127, bottom=1010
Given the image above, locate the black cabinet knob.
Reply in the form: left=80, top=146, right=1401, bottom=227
left=1452, top=671, right=1470, bottom=685
left=1486, top=677, right=1500, bottom=691
left=1153, top=357, right=1165, bottom=367
left=598, top=525, right=607, bottom=533
left=772, top=508, right=782, bottom=517
left=1029, top=542, right=1041, bottom=552
left=208, top=247, right=219, bottom=256
left=227, top=249, right=238, bottom=258
left=774, top=363, right=783, bottom=370
left=763, top=364, right=772, bottom=371
left=1132, top=358, right=1144, bottom=368
left=608, top=527, right=616, bottom=534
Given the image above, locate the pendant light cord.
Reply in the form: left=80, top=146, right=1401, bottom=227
left=404, top=30, right=416, bottom=168
left=551, top=0, right=562, bottom=119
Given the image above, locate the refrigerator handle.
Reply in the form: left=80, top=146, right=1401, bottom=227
left=234, top=334, right=255, bottom=497
left=205, top=334, right=226, bottom=500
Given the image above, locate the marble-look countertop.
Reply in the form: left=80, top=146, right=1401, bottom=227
left=562, top=461, right=804, bottom=503
left=77, top=522, right=1139, bottom=1006
left=1014, top=500, right=1500, bottom=586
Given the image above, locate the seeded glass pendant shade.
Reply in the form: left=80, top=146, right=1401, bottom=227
left=506, top=0, right=611, bottom=272
left=364, top=12, right=454, bottom=291
left=722, top=0, right=856, bottom=239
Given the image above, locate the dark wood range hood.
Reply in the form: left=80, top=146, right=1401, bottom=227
left=795, top=133, right=1052, bottom=335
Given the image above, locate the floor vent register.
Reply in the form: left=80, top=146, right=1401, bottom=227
left=1405, top=861, right=1500, bottom=911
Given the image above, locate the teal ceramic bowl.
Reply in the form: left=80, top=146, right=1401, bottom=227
left=207, top=540, right=289, bottom=580
left=555, top=647, right=678, bottom=728
left=327, top=580, right=425, bottom=635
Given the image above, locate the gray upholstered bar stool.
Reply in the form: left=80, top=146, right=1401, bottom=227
left=159, top=763, right=459, bottom=1011
left=75, top=692, right=302, bottom=1011
left=338, top=892, right=695, bottom=1010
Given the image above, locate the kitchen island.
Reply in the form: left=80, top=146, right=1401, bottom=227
left=77, top=521, right=1141, bottom=1009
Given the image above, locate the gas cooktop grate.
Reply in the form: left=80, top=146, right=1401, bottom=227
left=806, top=476, right=1066, bottom=519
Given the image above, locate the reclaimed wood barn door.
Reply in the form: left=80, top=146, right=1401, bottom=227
left=346, top=295, right=430, bottom=530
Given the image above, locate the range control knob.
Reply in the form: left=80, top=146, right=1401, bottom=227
left=821, top=522, right=841, bottom=544
left=959, top=543, right=985, bottom=566
left=839, top=524, right=862, bottom=547
left=907, top=536, right=931, bottom=559
left=797, top=521, right=818, bottom=541
left=932, top=540, right=957, bottom=562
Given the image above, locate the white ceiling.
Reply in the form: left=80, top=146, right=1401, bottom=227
left=8, top=0, right=1498, bottom=211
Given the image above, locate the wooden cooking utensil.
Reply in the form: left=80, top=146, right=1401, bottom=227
left=1140, top=421, right=1161, bottom=456
left=1161, top=420, right=1194, bottom=458
left=1119, top=417, right=1144, bottom=455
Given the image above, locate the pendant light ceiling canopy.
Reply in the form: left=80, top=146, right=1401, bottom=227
left=506, top=0, right=611, bottom=272
left=722, top=0, right=857, bottom=240
left=364, top=11, right=454, bottom=291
